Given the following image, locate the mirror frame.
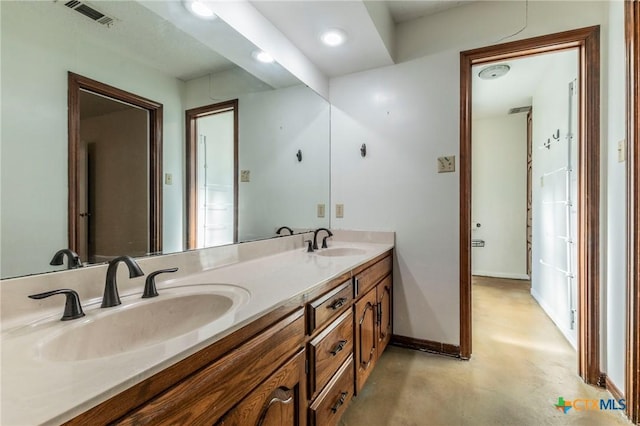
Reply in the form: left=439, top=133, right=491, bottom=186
left=67, top=72, right=164, bottom=257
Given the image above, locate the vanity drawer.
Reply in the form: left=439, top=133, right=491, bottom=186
left=307, top=279, right=353, bottom=334
left=308, top=310, right=353, bottom=399
left=353, top=254, right=392, bottom=298
left=308, top=356, right=354, bottom=426
left=116, top=310, right=305, bottom=425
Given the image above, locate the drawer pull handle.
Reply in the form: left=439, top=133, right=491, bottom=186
left=331, top=391, right=349, bottom=413
left=330, top=340, right=348, bottom=356
left=328, top=297, right=347, bottom=310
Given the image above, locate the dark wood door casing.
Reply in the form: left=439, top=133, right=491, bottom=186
left=67, top=72, right=163, bottom=255
left=459, top=26, right=601, bottom=386
left=626, top=1, right=640, bottom=423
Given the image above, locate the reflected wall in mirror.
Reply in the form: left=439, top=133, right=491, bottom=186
left=0, top=0, right=330, bottom=279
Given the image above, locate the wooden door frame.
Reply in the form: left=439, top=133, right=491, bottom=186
left=626, top=0, right=640, bottom=423
left=459, top=26, right=601, bottom=385
left=185, top=100, right=239, bottom=249
left=68, top=72, right=163, bottom=256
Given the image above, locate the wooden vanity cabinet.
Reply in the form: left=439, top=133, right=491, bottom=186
left=353, top=255, right=393, bottom=393
left=114, top=310, right=305, bottom=425
left=217, top=349, right=306, bottom=426
left=67, top=249, right=393, bottom=426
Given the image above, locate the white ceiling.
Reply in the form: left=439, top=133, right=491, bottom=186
left=250, top=1, right=394, bottom=78
left=385, top=0, right=476, bottom=23
left=472, top=49, right=578, bottom=119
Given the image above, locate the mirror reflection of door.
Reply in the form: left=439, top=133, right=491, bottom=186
left=186, top=100, right=238, bottom=249
left=68, top=73, right=163, bottom=263
left=78, top=91, right=149, bottom=262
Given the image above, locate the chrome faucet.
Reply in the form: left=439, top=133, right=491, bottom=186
left=49, top=249, right=82, bottom=270
left=313, top=228, right=333, bottom=250
left=276, top=226, right=294, bottom=236
left=101, top=256, right=144, bottom=308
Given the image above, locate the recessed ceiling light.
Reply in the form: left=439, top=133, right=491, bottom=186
left=252, top=50, right=275, bottom=64
left=320, top=29, right=347, bottom=47
left=185, top=1, right=216, bottom=19
left=478, top=64, right=510, bottom=80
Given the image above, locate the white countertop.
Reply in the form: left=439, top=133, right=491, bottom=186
left=1, top=239, right=393, bottom=425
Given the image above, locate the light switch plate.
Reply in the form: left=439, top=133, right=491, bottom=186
left=336, top=204, right=344, bottom=218
left=240, top=170, right=250, bottom=182
left=317, top=204, right=325, bottom=218
left=164, top=173, right=173, bottom=185
left=618, top=139, right=626, bottom=163
left=437, top=156, right=455, bottom=173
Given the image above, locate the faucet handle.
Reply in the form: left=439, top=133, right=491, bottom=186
left=321, top=234, right=333, bottom=249
left=28, top=289, right=85, bottom=321
left=142, top=267, right=179, bottom=298
left=304, top=239, right=314, bottom=253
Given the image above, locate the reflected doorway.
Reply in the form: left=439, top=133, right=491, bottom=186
left=186, top=100, right=238, bottom=249
left=68, top=73, right=163, bottom=263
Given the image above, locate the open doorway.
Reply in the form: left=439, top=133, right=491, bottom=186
left=472, top=49, right=579, bottom=346
left=460, top=26, right=601, bottom=386
left=185, top=100, right=239, bottom=250
left=68, top=72, right=163, bottom=263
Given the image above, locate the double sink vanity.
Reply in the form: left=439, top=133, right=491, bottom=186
left=1, top=230, right=394, bottom=425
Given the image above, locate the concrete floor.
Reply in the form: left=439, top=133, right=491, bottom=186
left=341, top=277, right=631, bottom=426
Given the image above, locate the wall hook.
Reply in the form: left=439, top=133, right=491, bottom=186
left=552, top=129, right=560, bottom=140
left=296, top=149, right=302, bottom=162
left=360, top=143, right=367, bottom=157
left=544, top=138, right=551, bottom=150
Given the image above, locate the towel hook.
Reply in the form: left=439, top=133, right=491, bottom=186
left=296, top=149, right=302, bottom=162
left=360, top=143, right=367, bottom=157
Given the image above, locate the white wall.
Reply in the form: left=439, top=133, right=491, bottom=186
left=0, top=2, right=185, bottom=278
left=331, top=1, right=608, bottom=345
left=471, top=115, right=528, bottom=280
left=530, top=50, right=579, bottom=348
left=185, top=77, right=330, bottom=242
left=605, top=0, right=626, bottom=393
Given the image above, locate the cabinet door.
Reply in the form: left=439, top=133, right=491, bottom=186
left=377, top=275, right=392, bottom=356
left=217, top=349, right=306, bottom=426
left=354, top=288, right=377, bottom=394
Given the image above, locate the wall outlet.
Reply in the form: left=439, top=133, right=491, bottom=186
left=317, top=204, right=325, bottom=218
left=240, top=170, right=250, bottom=182
left=437, top=156, right=455, bottom=173
left=336, top=204, right=344, bottom=218
left=164, top=173, right=173, bottom=185
left=618, top=139, right=626, bottom=163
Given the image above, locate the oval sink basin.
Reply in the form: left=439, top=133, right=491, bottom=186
left=315, top=247, right=367, bottom=257
left=36, top=285, right=249, bottom=362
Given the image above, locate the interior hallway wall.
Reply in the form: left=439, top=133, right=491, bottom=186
left=330, top=0, right=610, bottom=347
left=471, top=114, right=528, bottom=280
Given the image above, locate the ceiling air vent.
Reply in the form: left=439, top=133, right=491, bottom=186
left=60, top=0, right=115, bottom=27
left=508, top=106, right=532, bottom=114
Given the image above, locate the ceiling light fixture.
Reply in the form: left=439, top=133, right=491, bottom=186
left=320, top=29, right=347, bottom=47
left=252, top=50, right=275, bottom=64
left=185, top=1, right=216, bottom=19
left=478, top=64, right=510, bottom=80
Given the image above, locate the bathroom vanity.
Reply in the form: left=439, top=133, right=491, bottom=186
left=1, top=232, right=393, bottom=425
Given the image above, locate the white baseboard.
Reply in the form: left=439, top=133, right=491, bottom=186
left=472, top=271, right=530, bottom=280
left=530, top=287, right=577, bottom=349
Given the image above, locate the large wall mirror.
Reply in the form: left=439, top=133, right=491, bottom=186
left=0, top=0, right=330, bottom=279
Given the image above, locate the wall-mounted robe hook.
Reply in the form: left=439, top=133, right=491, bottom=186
left=296, top=149, right=302, bottom=162
left=360, top=143, right=367, bottom=157
left=552, top=129, right=560, bottom=140
left=544, top=138, right=551, bottom=150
